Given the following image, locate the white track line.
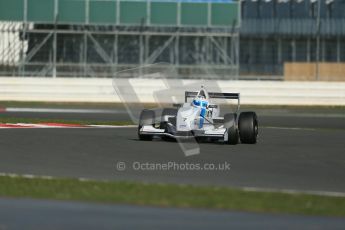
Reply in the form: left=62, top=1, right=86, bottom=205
left=260, top=113, right=345, bottom=118
left=4, top=107, right=126, bottom=114
left=0, top=123, right=136, bottom=129
left=262, top=126, right=317, bottom=131
left=242, top=186, right=345, bottom=198
left=87, top=125, right=136, bottom=128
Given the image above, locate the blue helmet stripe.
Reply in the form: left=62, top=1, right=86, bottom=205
left=199, top=108, right=206, bottom=128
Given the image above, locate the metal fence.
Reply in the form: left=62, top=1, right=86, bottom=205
left=240, top=18, right=345, bottom=76
left=239, top=0, right=345, bottom=78
left=0, top=0, right=240, bottom=79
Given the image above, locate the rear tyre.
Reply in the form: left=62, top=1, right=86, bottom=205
left=138, top=109, right=155, bottom=141
left=238, top=112, right=258, bottom=144
left=224, top=113, right=239, bottom=145
left=159, top=108, right=177, bottom=141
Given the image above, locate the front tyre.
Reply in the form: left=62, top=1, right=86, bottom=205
left=224, top=113, right=239, bottom=145
left=238, top=112, right=258, bottom=144
left=138, top=109, right=155, bottom=141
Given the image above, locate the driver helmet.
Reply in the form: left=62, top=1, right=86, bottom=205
left=192, top=95, right=208, bottom=108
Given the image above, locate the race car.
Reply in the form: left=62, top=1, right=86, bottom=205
left=138, top=86, right=258, bottom=144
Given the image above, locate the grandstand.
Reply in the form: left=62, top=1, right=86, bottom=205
left=0, top=0, right=239, bottom=78
left=0, top=0, right=344, bottom=80
left=240, top=0, right=345, bottom=78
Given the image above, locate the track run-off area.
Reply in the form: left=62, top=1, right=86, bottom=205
left=0, top=106, right=344, bottom=194
left=0, top=106, right=345, bottom=229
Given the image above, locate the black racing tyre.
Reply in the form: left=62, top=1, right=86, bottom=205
left=224, top=113, right=239, bottom=145
left=159, top=108, right=177, bottom=141
left=138, top=109, right=155, bottom=141
left=238, top=112, right=258, bottom=144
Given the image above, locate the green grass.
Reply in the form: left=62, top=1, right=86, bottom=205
left=0, top=117, right=133, bottom=126
left=1, top=175, right=345, bottom=217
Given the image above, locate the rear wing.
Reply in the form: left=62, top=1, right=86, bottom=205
left=185, top=91, right=240, bottom=111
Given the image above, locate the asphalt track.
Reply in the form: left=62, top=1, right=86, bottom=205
left=0, top=109, right=344, bottom=193
left=0, top=108, right=345, bottom=229
left=1, top=198, right=345, bottom=230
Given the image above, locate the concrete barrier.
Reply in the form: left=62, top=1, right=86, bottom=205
left=0, top=77, right=344, bottom=106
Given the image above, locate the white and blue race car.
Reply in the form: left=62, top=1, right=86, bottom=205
left=138, top=87, right=258, bottom=144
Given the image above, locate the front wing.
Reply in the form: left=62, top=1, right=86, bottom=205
left=139, top=125, right=227, bottom=139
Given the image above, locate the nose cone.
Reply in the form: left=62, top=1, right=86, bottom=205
left=177, top=106, right=199, bottom=131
